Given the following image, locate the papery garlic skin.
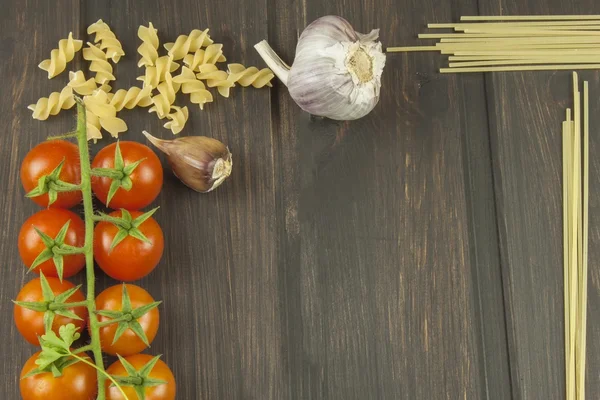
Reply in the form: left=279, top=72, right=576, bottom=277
left=255, top=15, right=386, bottom=121
left=142, top=131, right=232, bottom=193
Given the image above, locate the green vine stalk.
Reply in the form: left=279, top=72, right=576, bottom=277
left=74, top=97, right=108, bottom=399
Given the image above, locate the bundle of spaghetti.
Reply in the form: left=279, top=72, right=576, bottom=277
left=387, top=15, right=600, bottom=73
left=562, top=72, right=590, bottom=400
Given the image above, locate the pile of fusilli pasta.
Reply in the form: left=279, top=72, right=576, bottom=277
left=29, top=20, right=274, bottom=140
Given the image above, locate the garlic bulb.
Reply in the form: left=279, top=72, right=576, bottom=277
left=142, top=131, right=232, bottom=193
left=255, top=15, right=386, bottom=121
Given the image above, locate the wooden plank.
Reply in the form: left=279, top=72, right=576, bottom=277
left=0, top=1, right=82, bottom=399
left=477, top=1, right=600, bottom=399
left=268, top=0, right=508, bottom=399
left=82, top=1, right=282, bottom=398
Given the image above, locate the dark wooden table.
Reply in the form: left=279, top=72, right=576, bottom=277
left=1, top=0, right=599, bottom=399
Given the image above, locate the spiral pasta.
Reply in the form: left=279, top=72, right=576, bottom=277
left=85, top=109, right=103, bottom=142
left=137, top=22, right=159, bottom=67
left=68, top=70, right=111, bottom=95
left=173, top=67, right=213, bottom=110
left=108, top=86, right=153, bottom=111
left=163, top=106, right=189, bottom=134
left=87, top=19, right=125, bottom=63
left=83, top=90, right=127, bottom=139
left=28, top=86, right=76, bottom=120
left=149, top=71, right=180, bottom=118
left=137, top=55, right=180, bottom=88
left=227, top=64, right=274, bottom=88
left=83, top=42, right=116, bottom=85
left=38, top=32, right=83, bottom=79
left=183, top=44, right=226, bottom=72
left=196, top=64, right=234, bottom=98
left=164, top=29, right=213, bottom=60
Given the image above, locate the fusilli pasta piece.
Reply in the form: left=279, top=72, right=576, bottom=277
left=38, top=32, right=83, bottom=79
left=84, top=90, right=127, bottom=139
left=227, top=64, right=274, bottom=88
left=68, top=70, right=111, bottom=95
left=173, top=67, right=213, bottom=110
left=87, top=19, right=125, bottom=63
left=28, top=86, right=76, bottom=120
left=137, top=22, right=159, bottom=67
left=86, top=110, right=103, bottom=142
left=149, top=71, right=180, bottom=118
left=164, top=29, right=213, bottom=60
left=83, top=42, right=116, bottom=85
left=183, top=44, right=226, bottom=72
left=163, top=106, right=189, bottom=134
left=137, top=55, right=180, bottom=88
left=108, top=86, right=153, bottom=111
left=196, top=64, right=234, bottom=98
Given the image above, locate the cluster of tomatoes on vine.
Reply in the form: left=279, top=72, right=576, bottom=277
left=16, top=139, right=176, bottom=400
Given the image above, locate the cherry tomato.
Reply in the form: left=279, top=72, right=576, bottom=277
left=20, top=351, right=97, bottom=400
left=95, top=284, right=160, bottom=356
left=106, top=354, right=176, bottom=400
left=14, top=277, right=87, bottom=345
left=94, top=210, right=164, bottom=281
left=18, top=209, right=85, bottom=279
left=20, top=140, right=82, bottom=208
left=91, top=141, right=163, bottom=210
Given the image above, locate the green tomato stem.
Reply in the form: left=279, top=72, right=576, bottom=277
left=74, top=97, right=107, bottom=400
left=47, top=131, right=78, bottom=140
left=74, top=344, right=94, bottom=354
left=69, top=353, right=130, bottom=400
left=47, top=300, right=88, bottom=310
left=97, top=314, right=132, bottom=327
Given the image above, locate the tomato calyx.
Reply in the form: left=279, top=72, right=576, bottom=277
left=96, top=284, right=161, bottom=346
left=29, top=220, right=86, bottom=281
left=13, top=272, right=86, bottom=333
left=93, top=208, right=159, bottom=251
left=91, top=141, right=146, bottom=206
left=110, top=354, right=167, bottom=400
left=23, top=324, right=84, bottom=379
left=25, top=158, right=82, bottom=207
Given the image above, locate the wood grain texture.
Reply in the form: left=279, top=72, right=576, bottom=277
left=3, top=0, right=599, bottom=399
left=476, top=1, right=600, bottom=399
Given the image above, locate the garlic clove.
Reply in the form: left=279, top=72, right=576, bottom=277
left=142, top=130, right=232, bottom=193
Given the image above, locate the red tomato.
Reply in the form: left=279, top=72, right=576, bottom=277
left=94, top=210, right=164, bottom=281
left=18, top=209, right=85, bottom=279
left=14, top=277, right=87, bottom=345
left=20, top=140, right=82, bottom=208
left=106, top=354, right=176, bottom=400
left=95, top=284, right=160, bottom=356
left=91, top=141, right=163, bottom=210
left=20, top=351, right=97, bottom=400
